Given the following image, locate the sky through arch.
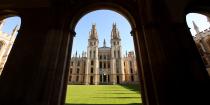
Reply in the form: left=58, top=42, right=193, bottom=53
left=1, top=16, right=21, bottom=35
left=186, top=13, right=210, bottom=36
left=72, top=10, right=134, bottom=57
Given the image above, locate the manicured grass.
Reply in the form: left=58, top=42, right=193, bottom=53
left=65, top=84, right=142, bottom=105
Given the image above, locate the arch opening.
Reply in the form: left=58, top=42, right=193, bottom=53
left=186, top=12, right=210, bottom=76
left=69, top=3, right=136, bottom=31
left=65, top=9, right=142, bottom=105
left=0, top=16, right=21, bottom=75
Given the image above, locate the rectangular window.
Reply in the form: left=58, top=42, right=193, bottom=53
left=91, top=68, right=93, bottom=73
left=77, top=62, right=80, bottom=66
left=100, top=75, right=102, bottom=82
left=90, top=51, right=92, bottom=58
left=93, top=51, right=95, bottom=58
left=118, top=50, right=120, bottom=58
left=69, top=76, right=72, bottom=82
left=130, top=68, right=133, bottom=73
left=70, top=68, right=72, bottom=74
left=108, top=75, right=110, bottom=82
left=76, top=76, right=79, bottom=82
left=103, top=62, right=106, bottom=68
left=91, top=60, right=94, bottom=65
left=131, top=75, right=134, bottom=82
left=108, top=62, right=110, bottom=68
left=100, top=62, right=102, bottom=68
left=71, top=62, right=73, bottom=66
left=77, top=68, right=80, bottom=74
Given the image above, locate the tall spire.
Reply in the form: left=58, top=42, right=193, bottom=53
left=89, top=23, right=98, bottom=39
left=0, top=19, right=5, bottom=31
left=111, top=23, right=120, bottom=39
left=11, top=25, right=19, bottom=36
left=103, top=38, right=106, bottom=47
left=82, top=51, right=86, bottom=57
left=192, top=21, right=200, bottom=34
left=10, top=25, right=19, bottom=41
left=75, top=51, right=77, bottom=57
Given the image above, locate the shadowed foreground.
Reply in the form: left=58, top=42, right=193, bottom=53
left=65, top=85, right=142, bottom=105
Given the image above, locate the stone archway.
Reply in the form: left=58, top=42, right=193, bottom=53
left=62, top=3, right=146, bottom=105
left=0, top=0, right=209, bottom=105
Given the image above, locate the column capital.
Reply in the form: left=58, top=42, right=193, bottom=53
left=130, top=28, right=138, bottom=36
left=70, top=29, right=76, bottom=37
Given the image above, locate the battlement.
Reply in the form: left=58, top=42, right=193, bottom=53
left=194, top=27, right=210, bottom=41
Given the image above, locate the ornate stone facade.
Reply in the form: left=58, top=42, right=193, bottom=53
left=193, top=21, right=210, bottom=76
left=0, top=20, right=18, bottom=74
left=68, top=23, right=139, bottom=85
left=1, top=1, right=210, bottom=104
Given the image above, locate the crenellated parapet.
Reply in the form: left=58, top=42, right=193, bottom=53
left=194, top=27, right=210, bottom=41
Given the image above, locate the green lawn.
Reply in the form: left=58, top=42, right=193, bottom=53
left=65, top=85, right=142, bottom=105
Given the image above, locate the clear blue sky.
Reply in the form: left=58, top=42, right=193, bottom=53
left=1, top=16, right=21, bottom=35
left=73, top=10, right=134, bottom=56
left=1, top=12, right=210, bottom=56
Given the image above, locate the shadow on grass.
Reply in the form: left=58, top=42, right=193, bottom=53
left=98, top=90, right=128, bottom=91
left=96, top=92, right=138, bottom=94
left=92, top=97, right=140, bottom=99
left=65, top=103, right=142, bottom=105
left=120, top=84, right=141, bottom=92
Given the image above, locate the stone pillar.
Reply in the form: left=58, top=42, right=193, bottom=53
left=94, top=60, right=99, bottom=85
left=111, top=59, right=116, bottom=84
left=0, top=8, right=61, bottom=105
left=39, top=27, right=74, bottom=105
left=120, top=58, right=125, bottom=83
left=135, top=0, right=210, bottom=104
left=94, top=47, right=99, bottom=85
left=85, top=59, right=89, bottom=85
left=131, top=28, right=148, bottom=105
left=60, top=29, right=76, bottom=105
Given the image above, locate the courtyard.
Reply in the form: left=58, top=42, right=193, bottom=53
left=65, top=85, right=142, bottom=105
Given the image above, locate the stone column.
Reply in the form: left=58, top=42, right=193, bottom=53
left=60, top=29, right=76, bottom=105
left=85, top=59, right=89, bottom=85
left=111, top=59, right=116, bottom=84
left=135, top=0, right=210, bottom=104
left=131, top=28, right=148, bottom=105
left=94, top=47, right=99, bottom=85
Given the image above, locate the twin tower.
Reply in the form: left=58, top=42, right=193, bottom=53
left=85, top=23, right=124, bottom=84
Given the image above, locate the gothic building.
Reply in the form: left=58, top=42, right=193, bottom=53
left=0, top=20, right=18, bottom=74
left=69, top=23, right=139, bottom=85
left=192, top=21, right=210, bottom=76
left=1, top=0, right=210, bottom=105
